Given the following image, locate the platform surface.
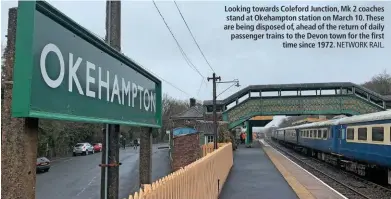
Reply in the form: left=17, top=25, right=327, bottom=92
left=219, top=142, right=298, bottom=199
left=260, top=139, right=347, bottom=199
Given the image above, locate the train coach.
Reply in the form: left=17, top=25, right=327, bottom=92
left=273, top=110, right=391, bottom=185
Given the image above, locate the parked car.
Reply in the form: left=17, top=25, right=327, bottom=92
left=36, top=157, right=51, bottom=173
left=73, top=143, right=94, bottom=156
left=93, top=143, right=102, bottom=152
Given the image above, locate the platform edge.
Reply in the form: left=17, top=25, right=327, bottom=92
left=259, top=140, right=316, bottom=199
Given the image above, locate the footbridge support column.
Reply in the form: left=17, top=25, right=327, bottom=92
left=245, top=121, right=253, bottom=148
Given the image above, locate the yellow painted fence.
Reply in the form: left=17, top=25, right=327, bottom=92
left=201, top=142, right=226, bottom=157
left=129, top=143, right=233, bottom=199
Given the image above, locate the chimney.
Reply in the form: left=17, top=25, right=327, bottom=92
left=190, top=98, right=196, bottom=107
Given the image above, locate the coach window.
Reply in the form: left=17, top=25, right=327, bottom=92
left=372, top=127, right=384, bottom=142
left=323, top=129, right=327, bottom=139
left=317, top=130, right=321, bottom=138
left=347, top=128, right=354, bottom=140
left=358, top=128, right=367, bottom=141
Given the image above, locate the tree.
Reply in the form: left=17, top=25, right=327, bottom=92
left=160, top=94, right=188, bottom=141
left=362, top=70, right=391, bottom=95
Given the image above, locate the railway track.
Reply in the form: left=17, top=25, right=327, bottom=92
left=266, top=139, right=391, bottom=199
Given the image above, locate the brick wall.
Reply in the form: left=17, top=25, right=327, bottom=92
left=171, top=133, right=201, bottom=172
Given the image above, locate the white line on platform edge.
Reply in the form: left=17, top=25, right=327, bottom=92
left=260, top=139, right=270, bottom=146
left=258, top=139, right=348, bottom=199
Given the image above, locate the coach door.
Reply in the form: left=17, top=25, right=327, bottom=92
left=336, top=125, right=344, bottom=154
left=332, top=126, right=341, bottom=154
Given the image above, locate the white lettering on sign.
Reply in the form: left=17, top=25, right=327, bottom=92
left=39, top=43, right=157, bottom=113
left=132, top=83, right=137, bottom=108
left=99, top=67, right=110, bottom=101
left=40, top=43, right=65, bottom=88
left=111, top=75, right=121, bottom=104
left=121, top=78, right=131, bottom=106
left=68, top=53, right=84, bottom=95
left=86, top=61, right=96, bottom=98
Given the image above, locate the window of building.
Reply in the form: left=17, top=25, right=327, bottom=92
left=358, top=128, right=367, bottom=141
left=347, top=128, right=354, bottom=140
left=206, top=135, right=214, bottom=143
left=372, top=127, right=384, bottom=142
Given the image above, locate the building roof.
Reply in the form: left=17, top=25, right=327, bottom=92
left=170, top=104, right=204, bottom=120
left=172, top=127, right=198, bottom=137
left=194, top=120, right=229, bottom=135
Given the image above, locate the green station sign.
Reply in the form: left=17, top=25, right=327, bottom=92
left=12, top=1, right=162, bottom=128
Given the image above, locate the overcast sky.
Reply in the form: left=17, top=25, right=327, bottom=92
left=1, top=1, right=390, bottom=128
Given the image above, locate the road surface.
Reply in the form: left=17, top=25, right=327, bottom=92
left=36, top=144, right=171, bottom=199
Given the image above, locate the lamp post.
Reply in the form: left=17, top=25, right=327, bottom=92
left=207, top=75, right=240, bottom=149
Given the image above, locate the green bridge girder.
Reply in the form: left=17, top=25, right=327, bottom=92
left=204, top=82, right=390, bottom=129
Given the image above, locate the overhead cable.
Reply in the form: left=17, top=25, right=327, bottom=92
left=173, top=1, right=215, bottom=73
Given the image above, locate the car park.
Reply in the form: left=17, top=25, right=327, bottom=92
left=73, top=143, right=94, bottom=156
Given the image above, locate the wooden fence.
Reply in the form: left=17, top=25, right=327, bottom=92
left=201, top=142, right=226, bottom=157
left=128, top=143, right=233, bottom=199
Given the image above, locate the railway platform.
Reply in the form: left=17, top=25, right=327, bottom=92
left=219, top=141, right=298, bottom=199
left=220, top=140, right=347, bottom=199
left=259, top=139, right=347, bottom=199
